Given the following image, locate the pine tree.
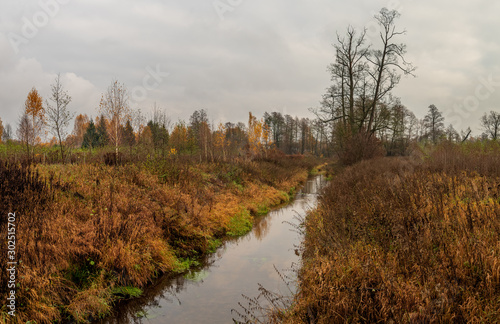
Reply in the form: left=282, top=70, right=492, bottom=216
left=121, top=120, right=136, bottom=147
left=96, top=115, right=109, bottom=147
left=82, top=120, right=99, bottom=150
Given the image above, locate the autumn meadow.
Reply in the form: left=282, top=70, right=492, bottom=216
left=2, top=5, right=500, bottom=324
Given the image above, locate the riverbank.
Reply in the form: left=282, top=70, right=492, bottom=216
left=280, top=142, right=500, bottom=323
left=101, top=174, right=327, bottom=323
left=0, top=155, right=318, bottom=323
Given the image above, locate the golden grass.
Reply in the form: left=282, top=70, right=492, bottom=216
left=282, top=143, right=500, bottom=323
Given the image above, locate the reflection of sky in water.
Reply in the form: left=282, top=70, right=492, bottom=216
left=99, top=175, right=326, bottom=324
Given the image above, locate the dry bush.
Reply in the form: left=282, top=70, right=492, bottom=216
left=242, top=155, right=317, bottom=191
left=426, top=140, right=500, bottom=177
left=338, top=130, right=386, bottom=166
left=284, top=150, right=500, bottom=323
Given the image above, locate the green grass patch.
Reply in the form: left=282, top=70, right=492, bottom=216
left=65, top=258, right=99, bottom=289
left=207, top=238, right=222, bottom=253
left=227, top=208, right=253, bottom=237
left=279, top=191, right=290, bottom=202
left=231, top=180, right=244, bottom=192
left=173, top=257, right=201, bottom=273
left=256, top=204, right=270, bottom=216
left=111, top=286, right=143, bottom=299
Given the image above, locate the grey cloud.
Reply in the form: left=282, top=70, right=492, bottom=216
left=0, top=0, right=499, bottom=136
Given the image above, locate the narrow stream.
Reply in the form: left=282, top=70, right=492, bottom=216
left=99, top=175, right=325, bottom=324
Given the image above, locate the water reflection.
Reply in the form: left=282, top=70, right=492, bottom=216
left=98, top=175, right=325, bottom=324
left=253, top=209, right=276, bottom=241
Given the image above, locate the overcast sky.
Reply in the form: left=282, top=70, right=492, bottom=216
left=1, top=0, right=499, bottom=136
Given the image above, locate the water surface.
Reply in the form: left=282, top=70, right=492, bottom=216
left=99, top=175, right=325, bottom=324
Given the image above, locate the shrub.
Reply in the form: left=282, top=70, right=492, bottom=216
left=338, top=130, right=386, bottom=166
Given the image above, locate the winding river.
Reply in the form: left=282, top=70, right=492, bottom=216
left=99, top=175, right=325, bottom=324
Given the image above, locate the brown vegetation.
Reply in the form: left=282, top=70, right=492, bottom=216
left=0, top=154, right=316, bottom=323
left=280, top=142, right=500, bottom=323
left=338, top=130, right=386, bottom=166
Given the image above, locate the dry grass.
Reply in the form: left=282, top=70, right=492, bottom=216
left=0, top=154, right=317, bottom=323
left=282, top=142, right=500, bottom=323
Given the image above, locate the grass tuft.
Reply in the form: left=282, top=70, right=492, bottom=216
left=227, top=208, right=253, bottom=237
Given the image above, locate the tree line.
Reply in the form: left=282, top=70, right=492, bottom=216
left=1, top=8, right=498, bottom=164
left=0, top=76, right=498, bottom=164
left=1, top=77, right=334, bottom=162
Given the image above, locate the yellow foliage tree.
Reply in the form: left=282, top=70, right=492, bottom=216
left=170, top=123, right=188, bottom=152
left=139, top=125, right=153, bottom=146
left=262, top=121, right=272, bottom=149
left=248, top=112, right=264, bottom=158
left=26, top=87, right=45, bottom=128
left=22, top=87, right=45, bottom=157
left=71, top=114, right=89, bottom=147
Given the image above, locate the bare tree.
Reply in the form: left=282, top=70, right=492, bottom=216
left=333, top=27, right=369, bottom=130
left=313, top=7, right=415, bottom=163
left=366, top=8, right=416, bottom=134
left=386, top=102, right=415, bottom=155
left=445, top=124, right=460, bottom=142
left=406, top=110, right=419, bottom=141
left=46, top=74, right=73, bottom=161
left=480, top=111, right=500, bottom=140
left=423, top=104, right=445, bottom=144
left=132, top=108, right=146, bottom=135
left=2, top=124, right=12, bottom=142
left=99, top=80, right=130, bottom=157
left=17, top=113, right=34, bottom=157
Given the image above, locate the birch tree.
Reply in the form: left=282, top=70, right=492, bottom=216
left=46, top=74, right=73, bottom=160
left=99, top=80, right=130, bottom=157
